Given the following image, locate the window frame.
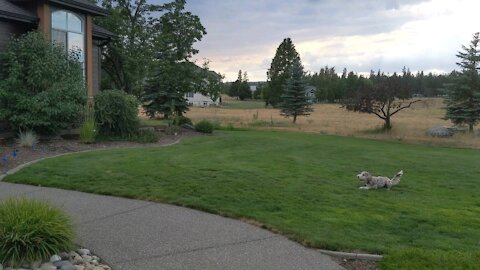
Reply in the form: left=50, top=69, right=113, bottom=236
left=51, top=8, right=86, bottom=76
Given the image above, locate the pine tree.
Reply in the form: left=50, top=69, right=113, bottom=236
left=445, top=32, right=480, bottom=133
left=266, top=38, right=301, bottom=107
left=279, top=59, right=313, bottom=123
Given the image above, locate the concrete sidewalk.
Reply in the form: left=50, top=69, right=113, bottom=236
left=0, top=182, right=344, bottom=270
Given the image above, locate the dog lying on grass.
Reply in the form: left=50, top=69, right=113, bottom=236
left=357, top=170, right=403, bottom=190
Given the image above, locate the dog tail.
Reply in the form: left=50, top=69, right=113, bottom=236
left=391, top=170, right=403, bottom=185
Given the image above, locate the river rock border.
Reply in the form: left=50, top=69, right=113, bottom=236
left=0, top=248, right=110, bottom=270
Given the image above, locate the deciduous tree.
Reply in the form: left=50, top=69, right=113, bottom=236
left=341, top=72, right=419, bottom=130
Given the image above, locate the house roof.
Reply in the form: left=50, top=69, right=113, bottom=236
left=93, top=24, right=114, bottom=40
left=49, top=0, right=109, bottom=16
left=0, top=0, right=37, bottom=23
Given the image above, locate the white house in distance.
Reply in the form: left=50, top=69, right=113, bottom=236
left=185, top=92, right=221, bottom=107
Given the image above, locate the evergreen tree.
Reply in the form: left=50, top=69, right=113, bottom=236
left=445, top=32, right=480, bottom=133
left=266, top=38, right=301, bottom=107
left=279, top=59, right=313, bottom=123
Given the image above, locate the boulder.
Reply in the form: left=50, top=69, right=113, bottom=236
left=181, top=123, right=195, bottom=130
left=427, top=126, right=454, bottom=137
left=53, top=260, right=75, bottom=270
left=50, top=255, right=62, bottom=263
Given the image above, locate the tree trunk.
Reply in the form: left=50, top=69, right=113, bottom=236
left=469, top=124, right=474, bottom=133
left=293, top=114, right=297, bottom=124
left=384, top=116, right=392, bottom=130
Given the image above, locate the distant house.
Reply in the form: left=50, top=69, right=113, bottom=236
left=185, top=92, right=220, bottom=107
left=0, top=0, right=113, bottom=97
left=305, top=85, right=317, bottom=103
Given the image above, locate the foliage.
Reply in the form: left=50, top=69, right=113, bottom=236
left=130, top=129, right=160, bottom=143
left=17, top=130, right=38, bottom=148
left=79, top=105, right=97, bottom=144
left=0, top=32, right=87, bottom=135
left=228, top=70, right=251, bottom=100
left=142, top=61, right=193, bottom=119
left=5, top=130, right=480, bottom=269
left=142, top=0, right=209, bottom=119
left=0, top=198, right=74, bottom=267
left=266, top=38, right=301, bottom=107
left=341, top=71, right=420, bottom=130
left=173, top=115, right=192, bottom=126
left=444, top=32, right=480, bottom=133
left=165, top=125, right=181, bottom=135
left=194, top=120, right=214, bottom=133
left=279, top=58, right=313, bottom=123
left=94, top=0, right=166, bottom=95
left=95, top=90, right=139, bottom=136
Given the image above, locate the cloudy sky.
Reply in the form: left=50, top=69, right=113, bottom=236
left=166, top=0, right=477, bottom=81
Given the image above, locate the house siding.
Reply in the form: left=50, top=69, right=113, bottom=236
left=0, top=19, right=30, bottom=51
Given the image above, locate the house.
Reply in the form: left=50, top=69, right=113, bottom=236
left=185, top=92, right=221, bottom=107
left=305, top=85, right=316, bottom=103
left=0, top=0, right=113, bottom=97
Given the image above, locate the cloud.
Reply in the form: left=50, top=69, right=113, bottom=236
left=175, top=0, right=479, bottom=81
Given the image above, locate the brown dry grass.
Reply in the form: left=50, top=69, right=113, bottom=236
left=183, top=97, right=480, bottom=149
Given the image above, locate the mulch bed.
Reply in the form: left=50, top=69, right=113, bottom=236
left=332, top=257, right=379, bottom=270
left=0, top=129, right=197, bottom=175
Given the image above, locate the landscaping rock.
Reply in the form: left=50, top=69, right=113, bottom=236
left=71, top=254, right=84, bottom=265
left=181, top=123, right=195, bottom=130
left=53, top=260, right=75, bottom=270
left=49, top=255, right=62, bottom=263
left=81, top=255, right=92, bottom=264
left=58, top=252, right=70, bottom=260
left=74, top=266, right=85, bottom=270
left=0, top=263, right=3, bottom=270
left=77, top=249, right=91, bottom=256
left=427, top=126, right=454, bottom=137
left=40, top=263, right=57, bottom=270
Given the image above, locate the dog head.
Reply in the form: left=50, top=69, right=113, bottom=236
left=357, top=171, right=371, bottom=182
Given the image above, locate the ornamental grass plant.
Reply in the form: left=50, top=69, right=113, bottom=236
left=0, top=198, right=74, bottom=268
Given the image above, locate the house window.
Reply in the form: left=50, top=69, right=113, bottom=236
left=51, top=10, right=85, bottom=75
left=186, top=92, right=194, bottom=98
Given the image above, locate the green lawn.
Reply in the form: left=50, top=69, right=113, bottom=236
left=5, top=131, right=480, bottom=269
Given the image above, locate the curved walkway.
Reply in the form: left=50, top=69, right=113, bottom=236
left=0, top=182, right=344, bottom=270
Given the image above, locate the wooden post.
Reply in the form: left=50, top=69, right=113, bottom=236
left=36, top=0, right=51, bottom=38
left=86, top=15, right=94, bottom=97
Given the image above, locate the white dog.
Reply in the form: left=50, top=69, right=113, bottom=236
left=357, top=170, right=403, bottom=190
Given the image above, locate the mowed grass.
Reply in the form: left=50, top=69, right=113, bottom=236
left=5, top=131, right=480, bottom=268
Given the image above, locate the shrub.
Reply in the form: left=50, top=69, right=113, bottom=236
left=173, top=115, right=192, bottom=126
left=17, top=130, right=38, bottom=148
left=95, top=90, right=140, bottom=137
left=0, top=198, right=74, bottom=267
left=0, top=32, right=87, bottom=135
left=79, top=105, right=97, bottom=144
left=195, top=120, right=214, bottom=134
left=129, top=129, right=160, bottom=143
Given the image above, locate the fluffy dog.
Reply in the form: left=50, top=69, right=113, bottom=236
left=357, top=170, right=403, bottom=189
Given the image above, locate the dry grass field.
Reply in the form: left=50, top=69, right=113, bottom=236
left=184, top=97, right=480, bottom=148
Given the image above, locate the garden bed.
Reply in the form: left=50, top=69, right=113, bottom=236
left=0, top=128, right=197, bottom=176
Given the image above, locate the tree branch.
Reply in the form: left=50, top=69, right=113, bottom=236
left=390, top=99, right=421, bottom=117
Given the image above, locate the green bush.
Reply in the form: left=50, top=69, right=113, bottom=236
left=79, top=105, right=97, bottom=144
left=173, top=115, right=192, bottom=126
left=0, top=32, right=87, bottom=135
left=129, top=129, right=160, bottom=143
left=0, top=198, right=74, bottom=267
left=95, top=90, right=139, bottom=137
left=195, top=120, right=214, bottom=134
